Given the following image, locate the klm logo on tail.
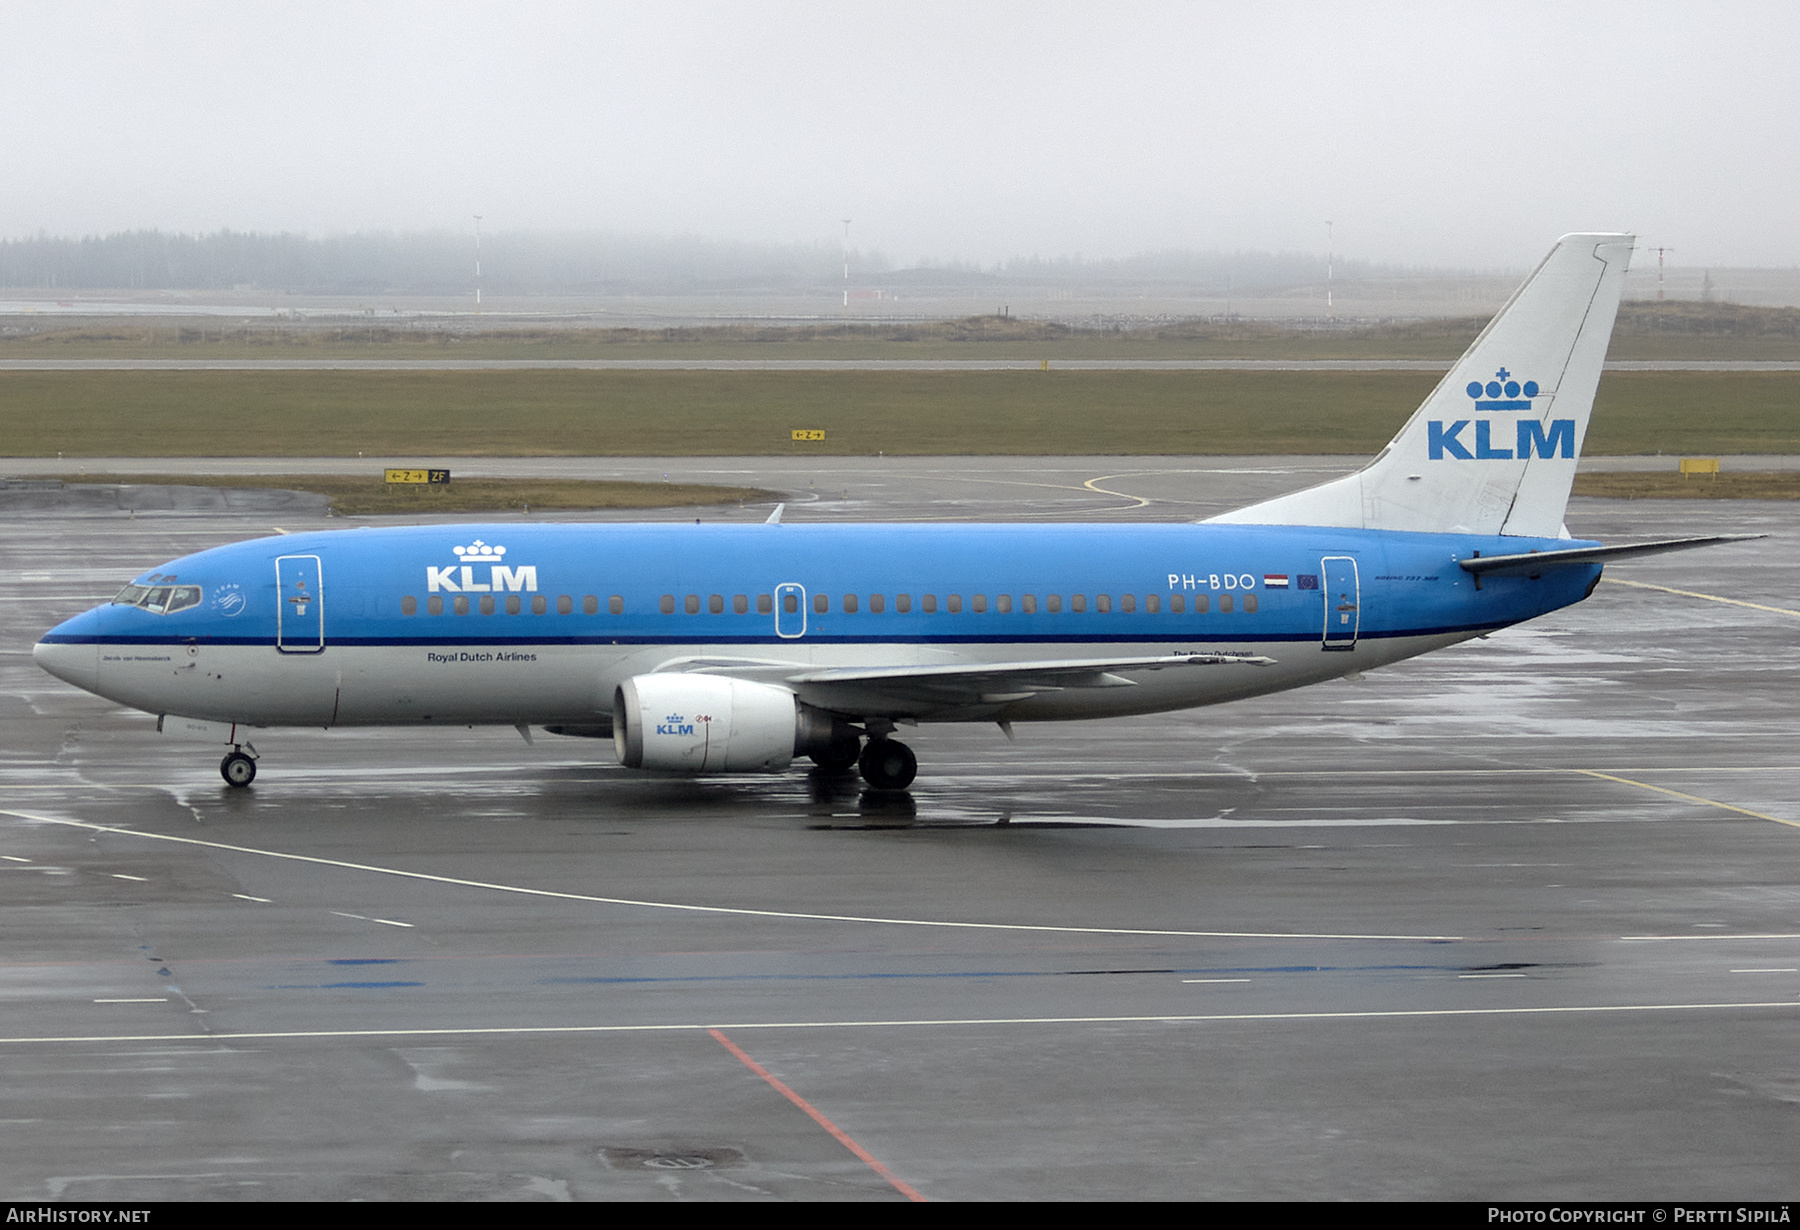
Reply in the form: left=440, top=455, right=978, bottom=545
left=1428, top=367, right=1574, bottom=461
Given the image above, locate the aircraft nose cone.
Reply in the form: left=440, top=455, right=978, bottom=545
left=34, top=637, right=99, bottom=694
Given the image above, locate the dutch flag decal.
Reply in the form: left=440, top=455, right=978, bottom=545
left=1263, top=574, right=1290, bottom=589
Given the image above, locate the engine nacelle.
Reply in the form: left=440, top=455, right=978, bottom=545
left=613, top=674, right=848, bottom=773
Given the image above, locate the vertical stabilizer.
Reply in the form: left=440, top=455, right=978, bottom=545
left=1209, top=233, right=1634, bottom=536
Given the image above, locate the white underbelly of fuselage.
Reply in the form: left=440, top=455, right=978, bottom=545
left=90, top=632, right=1474, bottom=729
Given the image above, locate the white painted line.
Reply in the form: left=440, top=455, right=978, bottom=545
left=109, top=873, right=147, bottom=881
left=93, top=998, right=168, bottom=1004
left=1459, top=973, right=1527, bottom=979
left=1, top=855, right=31, bottom=863
left=1730, top=968, right=1798, bottom=974
left=4, top=809, right=1463, bottom=942
left=232, top=893, right=271, bottom=903
left=1181, top=979, right=1252, bottom=984
left=7, top=999, right=1800, bottom=1047
left=329, top=910, right=414, bottom=928
left=1622, top=934, right=1800, bottom=942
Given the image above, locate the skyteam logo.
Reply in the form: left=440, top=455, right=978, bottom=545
left=1430, top=366, right=1574, bottom=461
left=426, top=539, right=538, bottom=593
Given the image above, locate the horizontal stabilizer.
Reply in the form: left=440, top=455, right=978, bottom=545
left=1459, top=534, right=1764, bottom=577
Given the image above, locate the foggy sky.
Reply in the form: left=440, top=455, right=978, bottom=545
left=4, top=1, right=1795, bottom=269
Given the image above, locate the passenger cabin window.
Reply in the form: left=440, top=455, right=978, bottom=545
left=1021, top=595, right=1035, bottom=614
left=610, top=596, right=624, bottom=615
left=971, top=595, right=987, bottom=613
left=922, top=595, right=936, bottom=613
left=783, top=593, right=798, bottom=614
left=947, top=595, right=962, bottom=613
left=453, top=596, right=470, bottom=615
left=1096, top=595, right=1111, bottom=613
left=479, top=595, right=495, bottom=615
left=709, top=594, right=724, bottom=614
left=733, top=594, right=748, bottom=614
left=685, top=594, right=700, bottom=614
left=758, top=594, right=773, bottom=615
left=1120, top=595, right=1135, bottom=614
left=659, top=595, right=675, bottom=614
left=1220, top=594, right=1233, bottom=613
left=584, top=595, right=600, bottom=615
left=869, top=594, right=885, bottom=613
left=842, top=594, right=858, bottom=613
left=1244, top=595, right=1258, bottom=613
left=402, top=595, right=418, bottom=616
left=1194, top=594, right=1209, bottom=613
left=896, top=594, right=911, bottom=613
left=1145, top=595, right=1159, bottom=614
left=1169, top=594, right=1184, bottom=613
left=532, top=596, right=547, bottom=615
left=428, top=596, right=444, bottom=615
left=1047, top=595, right=1062, bottom=613
left=505, top=595, right=521, bottom=615
left=1071, top=595, right=1086, bottom=613
left=813, top=594, right=828, bottom=614
left=559, top=595, right=575, bottom=615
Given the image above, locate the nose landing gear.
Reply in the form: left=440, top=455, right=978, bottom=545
left=220, top=746, right=258, bottom=788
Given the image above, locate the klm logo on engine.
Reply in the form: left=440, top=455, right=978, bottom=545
left=1428, top=367, right=1574, bottom=460
left=656, top=712, right=696, bottom=737
left=425, top=540, right=538, bottom=593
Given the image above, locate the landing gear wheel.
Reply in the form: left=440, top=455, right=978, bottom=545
left=221, top=750, right=257, bottom=788
left=858, top=738, right=917, bottom=790
left=809, top=733, right=863, bottom=773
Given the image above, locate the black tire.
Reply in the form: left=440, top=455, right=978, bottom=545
left=809, top=734, right=862, bottom=773
left=858, top=738, right=917, bottom=790
left=221, top=751, right=257, bottom=788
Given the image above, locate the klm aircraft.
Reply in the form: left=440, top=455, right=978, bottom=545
left=34, top=234, right=1740, bottom=790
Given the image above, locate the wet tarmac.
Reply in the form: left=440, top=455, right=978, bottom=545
left=2, top=460, right=1797, bottom=1201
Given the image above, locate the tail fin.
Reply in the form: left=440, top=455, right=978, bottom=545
left=1209, top=233, right=1634, bottom=537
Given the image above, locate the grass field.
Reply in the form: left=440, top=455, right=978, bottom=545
left=3, top=369, right=1796, bottom=457
left=1570, top=471, right=1800, bottom=500
left=4, top=301, right=1799, bottom=360
left=45, top=473, right=776, bottom=515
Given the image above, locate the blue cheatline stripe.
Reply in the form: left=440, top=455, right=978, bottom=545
left=44, top=623, right=1509, bottom=650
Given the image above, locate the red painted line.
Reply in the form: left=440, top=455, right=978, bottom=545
left=709, top=1027, right=926, bottom=1202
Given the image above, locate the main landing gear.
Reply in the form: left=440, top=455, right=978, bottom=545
left=220, top=746, right=257, bottom=788
left=857, top=737, right=917, bottom=791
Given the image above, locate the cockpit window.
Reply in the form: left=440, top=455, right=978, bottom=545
left=112, top=583, right=202, bottom=614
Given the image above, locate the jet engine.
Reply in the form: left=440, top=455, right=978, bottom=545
left=612, top=674, right=850, bottom=773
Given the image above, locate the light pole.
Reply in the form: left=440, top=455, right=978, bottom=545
left=473, top=215, right=483, bottom=313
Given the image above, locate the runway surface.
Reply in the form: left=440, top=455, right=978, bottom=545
left=3, top=459, right=1797, bottom=1201
left=3, top=357, right=1796, bottom=371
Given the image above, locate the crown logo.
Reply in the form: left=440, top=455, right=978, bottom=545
left=1465, top=367, right=1539, bottom=410
left=453, top=540, right=507, bottom=560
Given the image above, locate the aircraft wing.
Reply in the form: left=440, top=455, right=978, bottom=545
left=1459, top=534, right=1763, bottom=578
left=658, top=652, right=1273, bottom=716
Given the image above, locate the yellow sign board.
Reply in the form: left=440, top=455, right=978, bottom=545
left=1678, top=458, right=1720, bottom=478
left=791, top=429, right=826, bottom=441
left=384, top=469, right=451, bottom=485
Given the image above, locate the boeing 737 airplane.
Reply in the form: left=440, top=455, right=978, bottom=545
left=35, top=233, right=1745, bottom=790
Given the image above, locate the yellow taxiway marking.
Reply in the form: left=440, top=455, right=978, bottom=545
left=1081, top=474, right=1154, bottom=509
left=1, top=809, right=1459, bottom=943
left=1572, top=769, right=1800, bottom=830
left=1603, top=577, right=1800, bottom=618
left=6, top=999, right=1799, bottom=1047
